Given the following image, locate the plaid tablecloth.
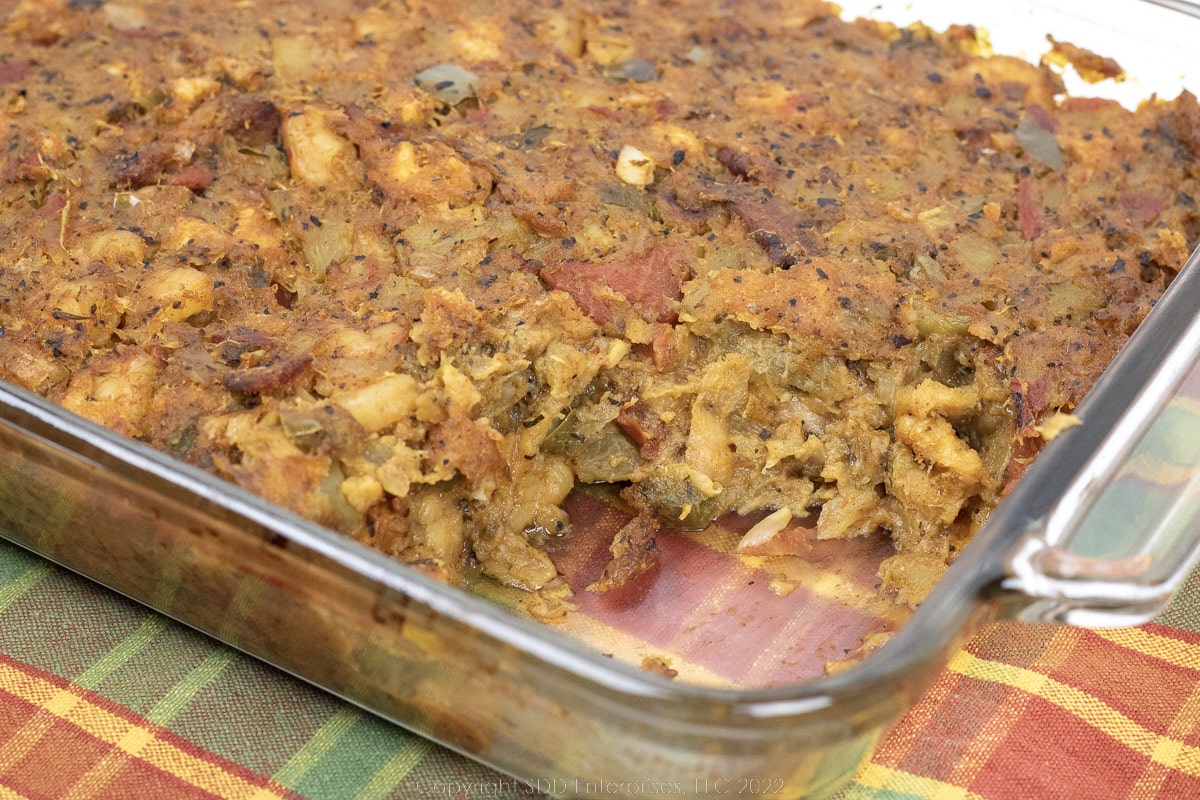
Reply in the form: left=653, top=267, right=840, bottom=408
left=2, top=533, right=1199, bottom=799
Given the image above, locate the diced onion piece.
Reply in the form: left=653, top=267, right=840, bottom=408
left=609, top=59, right=658, bottom=82
left=604, top=338, right=631, bottom=368
left=340, top=475, right=384, bottom=513
left=281, top=108, right=354, bottom=186
left=336, top=374, right=419, bottom=433
left=738, top=508, right=792, bottom=551
left=85, top=229, right=147, bottom=267
left=169, top=77, right=220, bottom=110
left=140, top=267, right=214, bottom=323
left=413, top=63, right=479, bottom=105
left=615, top=145, right=655, bottom=187
left=278, top=410, right=324, bottom=439
left=103, top=3, right=150, bottom=31
left=1035, top=412, right=1082, bottom=441
left=735, top=508, right=815, bottom=556
left=1017, top=116, right=1064, bottom=170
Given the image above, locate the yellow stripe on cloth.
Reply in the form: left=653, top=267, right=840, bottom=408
left=0, top=668, right=79, bottom=777
left=0, top=784, right=33, bottom=800
left=1093, top=628, right=1200, bottom=671
left=1130, top=672, right=1200, bottom=796
left=0, top=661, right=291, bottom=800
left=853, top=762, right=989, bottom=800
left=60, top=648, right=232, bottom=800
left=948, top=650, right=1200, bottom=777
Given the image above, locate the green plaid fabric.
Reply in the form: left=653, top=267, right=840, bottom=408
left=0, top=538, right=518, bottom=800
left=3, top=534, right=1200, bottom=799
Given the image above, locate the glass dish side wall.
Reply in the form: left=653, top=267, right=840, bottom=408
left=0, top=383, right=946, bottom=796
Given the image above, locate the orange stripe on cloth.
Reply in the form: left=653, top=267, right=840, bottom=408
left=947, top=649, right=1200, bottom=777
left=865, top=625, right=1078, bottom=776
left=864, top=665, right=965, bottom=769
left=0, top=655, right=296, bottom=800
left=941, top=627, right=1080, bottom=788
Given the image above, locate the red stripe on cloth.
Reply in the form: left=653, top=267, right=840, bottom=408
left=1, top=704, right=114, bottom=798
left=5, top=719, right=223, bottom=800
left=969, top=695, right=1158, bottom=799
left=867, top=669, right=969, bottom=769
left=1043, top=630, right=1200, bottom=741
left=0, top=653, right=303, bottom=800
left=1141, top=621, right=1200, bottom=646
left=95, top=751, right=243, bottom=800
left=889, top=671, right=1020, bottom=779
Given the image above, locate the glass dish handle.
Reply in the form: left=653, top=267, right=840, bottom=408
left=1147, top=1, right=1200, bottom=19
left=1001, top=249, right=1200, bottom=627
left=1003, top=392, right=1200, bottom=627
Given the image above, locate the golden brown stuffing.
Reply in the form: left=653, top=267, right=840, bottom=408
left=2, top=0, right=1198, bottom=608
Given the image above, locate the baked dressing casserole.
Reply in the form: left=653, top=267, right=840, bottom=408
left=2, top=0, right=1199, bottom=613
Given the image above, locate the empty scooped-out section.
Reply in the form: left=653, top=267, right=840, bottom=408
left=477, top=491, right=907, bottom=688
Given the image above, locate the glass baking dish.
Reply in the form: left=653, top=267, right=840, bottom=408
left=4, top=0, right=1200, bottom=796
